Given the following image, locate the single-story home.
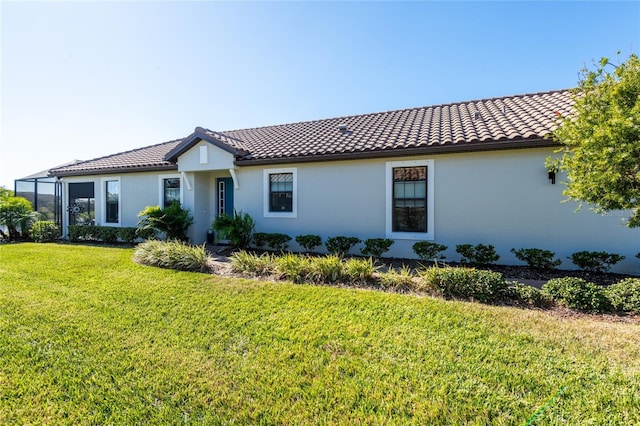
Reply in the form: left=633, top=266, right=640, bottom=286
left=44, top=89, right=639, bottom=273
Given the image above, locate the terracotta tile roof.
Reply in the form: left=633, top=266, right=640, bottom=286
left=51, top=89, right=573, bottom=176
left=50, top=139, right=182, bottom=177
left=181, top=89, right=572, bottom=165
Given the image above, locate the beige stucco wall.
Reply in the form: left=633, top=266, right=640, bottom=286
left=60, top=144, right=639, bottom=274
left=232, top=147, right=640, bottom=273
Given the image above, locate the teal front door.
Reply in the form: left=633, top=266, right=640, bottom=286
left=216, top=177, right=234, bottom=217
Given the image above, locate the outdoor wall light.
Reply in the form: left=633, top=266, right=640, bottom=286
left=545, top=158, right=561, bottom=185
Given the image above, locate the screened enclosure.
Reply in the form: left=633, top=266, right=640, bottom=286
left=14, top=174, right=63, bottom=231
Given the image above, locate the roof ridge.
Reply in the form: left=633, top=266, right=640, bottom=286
left=221, top=88, right=572, bottom=134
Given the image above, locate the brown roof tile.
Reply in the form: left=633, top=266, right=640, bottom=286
left=51, top=89, right=573, bottom=176
left=50, top=139, right=183, bottom=177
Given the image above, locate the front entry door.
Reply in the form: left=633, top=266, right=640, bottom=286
left=216, top=177, right=234, bottom=217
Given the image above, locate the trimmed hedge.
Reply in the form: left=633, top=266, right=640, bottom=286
left=68, top=225, right=143, bottom=244
left=541, top=277, right=611, bottom=313
left=420, top=267, right=508, bottom=303
left=507, top=282, right=552, bottom=308
left=606, top=278, right=640, bottom=314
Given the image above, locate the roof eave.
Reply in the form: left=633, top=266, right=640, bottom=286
left=234, top=138, right=558, bottom=166
left=49, top=164, right=178, bottom=178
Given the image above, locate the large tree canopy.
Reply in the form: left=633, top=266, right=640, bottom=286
left=551, top=53, right=640, bottom=227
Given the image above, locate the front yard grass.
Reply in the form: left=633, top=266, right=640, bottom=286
left=1, top=243, right=639, bottom=424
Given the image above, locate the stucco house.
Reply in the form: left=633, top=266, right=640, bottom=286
left=47, top=89, right=639, bottom=273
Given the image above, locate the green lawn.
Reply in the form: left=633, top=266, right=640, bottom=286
left=1, top=243, right=639, bottom=425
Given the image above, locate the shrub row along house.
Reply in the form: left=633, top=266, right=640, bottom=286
left=39, top=89, right=638, bottom=273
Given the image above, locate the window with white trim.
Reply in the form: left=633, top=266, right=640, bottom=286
left=163, top=178, right=181, bottom=208
left=386, top=160, right=434, bottom=240
left=263, top=168, right=297, bottom=218
left=101, top=177, right=120, bottom=225
left=158, top=174, right=182, bottom=208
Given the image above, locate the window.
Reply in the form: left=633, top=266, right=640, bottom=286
left=263, top=168, right=297, bottom=218
left=386, top=160, right=434, bottom=240
left=393, top=166, right=427, bottom=232
left=269, top=173, right=293, bottom=212
left=105, top=180, right=119, bottom=223
left=158, top=174, right=182, bottom=208
left=163, top=178, right=181, bottom=208
left=68, top=182, right=95, bottom=226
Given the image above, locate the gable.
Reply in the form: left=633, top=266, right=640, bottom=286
left=176, top=140, right=236, bottom=172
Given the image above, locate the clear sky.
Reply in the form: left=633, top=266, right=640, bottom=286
left=1, top=1, right=639, bottom=188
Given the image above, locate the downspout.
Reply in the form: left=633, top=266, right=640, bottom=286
left=181, top=172, right=193, bottom=191
left=229, top=168, right=239, bottom=189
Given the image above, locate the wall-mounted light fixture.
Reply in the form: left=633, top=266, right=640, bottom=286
left=545, top=158, right=561, bottom=185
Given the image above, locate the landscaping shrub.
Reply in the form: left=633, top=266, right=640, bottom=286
left=0, top=196, right=38, bottom=241
left=133, top=240, right=212, bottom=272
left=420, top=267, right=508, bottom=303
left=29, top=220, right=59, bottom=243
left=412, top=241, right=447, bottom=262
left=507, top=282, right=552, bottom=307
left=569, top=250, right=625, bottom=273
left=212, top=210, right=255, bottom=249
left=68, top=225, right=95, bottom=242
left=67, top=225, right=141, bottom=244
left=343, top=257, right=376, bottom=284
left=308, top=255, right=343, bottom=283
left=230, top=250, right=274, bottom=276
left=137, top=201, right=194, bottom=242
left=541, top=277, right=611, bottom=312
left=95, top=226, right=119, bottom=244
left=361, top=238, right=394, bottom=258
left=117, top=227, right=139, bottom=244
left=274, top=253, right=311, bottom=284
left=510, top=248, right=561, bottom=270
left=606, top=278, right=640, bottom=314
left=379, top=266, right=415, bottom=292
left=253, top=232, right=291, bottom=251
left=295, top=234, right=322, bottom=252
left=455, top=244, right=500, bottom=266
left=325, top=236, right=361, bottom=257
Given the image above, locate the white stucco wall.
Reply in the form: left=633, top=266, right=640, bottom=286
left=177, top=142, right=235, bottom=172
left=60, top=171, right=180, bottom=232
left=233, top=148, right=640, bottom=274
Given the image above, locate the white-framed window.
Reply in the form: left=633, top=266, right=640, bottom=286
left=101, top=177, right=120, bottom=226
left=263, top=167, right=297, bottom=218
left=385, top=160, right=434, bottom=240
left=158, top=174, right=182, bottom=208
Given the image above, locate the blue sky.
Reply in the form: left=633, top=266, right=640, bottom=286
left=1, top=1, right=639, bottom=188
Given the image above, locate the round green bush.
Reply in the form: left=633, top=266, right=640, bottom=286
left=420, top=267, right=508, bottom=303
left=29, top=220, right=59, bottom=243
left=606, top=278, right=640, bottom=314
left=507, top=282, right=552, bottom=307
left=541, top=277, right=611, bottom=313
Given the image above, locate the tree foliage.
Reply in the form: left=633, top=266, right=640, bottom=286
left=551, top=52, right=640, bottom=227
left=0, top=196, right=37, bottom=240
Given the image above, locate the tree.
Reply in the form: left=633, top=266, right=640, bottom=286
left=0, top=196, right=37, bottom=240
left=550, top=52, right=640, bottom=227
left=0, top=186, right=13, bottom=200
